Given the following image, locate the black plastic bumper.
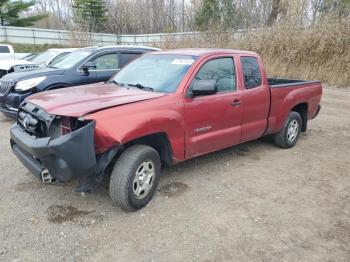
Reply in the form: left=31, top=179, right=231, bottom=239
left=10, top=121, right=98, bottom=182
left=0, top=104, right=17, bottom=118
left=0, top=91, right=33, bottom=118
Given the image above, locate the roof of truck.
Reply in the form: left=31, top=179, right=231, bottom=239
left=152, top=48, right=258, bottom=57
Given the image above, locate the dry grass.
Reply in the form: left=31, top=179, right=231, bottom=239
left=159, top=21, right=350, bottom=87
left=1, top=42, right=66, bottom=53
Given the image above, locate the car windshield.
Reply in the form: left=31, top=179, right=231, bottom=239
left=50, top=50, right=93, bottom=69
left=112, top=54, right=197, bottom=93
left=23, top=53, right=39, bottom=62
left=31, top=50, right=57, bottom=64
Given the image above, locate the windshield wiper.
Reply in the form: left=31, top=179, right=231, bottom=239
left=110, top=80, right=126, bottom=86
left=127, top=83, right=154, bottom=91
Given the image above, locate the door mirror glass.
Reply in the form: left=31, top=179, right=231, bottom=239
left=192, top=80, right=217, bottom=96
left=82, top=61, right=97, bottom=71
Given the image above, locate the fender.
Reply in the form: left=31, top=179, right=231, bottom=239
left=86, top=94, right=186, bottom=161
left=267, top=82, right=321, bottom=134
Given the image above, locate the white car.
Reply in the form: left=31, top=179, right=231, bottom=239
left=0, top=48, right=77, bottom=78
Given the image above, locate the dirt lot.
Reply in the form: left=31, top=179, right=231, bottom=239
left=0, top=86, right=349, bottom=262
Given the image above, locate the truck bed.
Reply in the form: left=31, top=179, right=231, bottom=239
left=268, top=78, right=320, bottom=88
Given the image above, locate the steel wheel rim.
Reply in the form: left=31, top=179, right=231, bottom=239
left=287, top=119, right=299, bottom=142
left=132, top=160, right=155, bottom=199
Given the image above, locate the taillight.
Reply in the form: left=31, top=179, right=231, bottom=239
left=60, top=117, right=72, bottom=135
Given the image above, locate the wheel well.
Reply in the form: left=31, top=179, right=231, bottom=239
left=126, top=133, right=174, bottom=166
left=291, top=103, right=308, bottom=132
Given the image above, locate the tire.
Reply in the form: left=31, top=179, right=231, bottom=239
left=274, top=111, right=302, bottom=149
left=109, top=145, right=161, bottom=211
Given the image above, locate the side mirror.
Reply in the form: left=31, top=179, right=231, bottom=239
left=82, top=61, right=97, bottom=72
left=191, top=80, right=217, bottom=97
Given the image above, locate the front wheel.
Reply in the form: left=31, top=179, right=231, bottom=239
left=274, top=111, right=302, bottom=149
left=109, top=145, right=161, bottom=211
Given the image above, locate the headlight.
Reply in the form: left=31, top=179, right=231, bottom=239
left=15, top=77, right=46, bottom=91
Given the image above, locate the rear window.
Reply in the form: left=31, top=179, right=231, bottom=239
left=241, top=57, right=262, bottom=89
left=0, top=46, right=10, bottom=53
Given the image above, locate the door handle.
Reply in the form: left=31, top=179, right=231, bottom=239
left=231, top=100, right=241, bottom=107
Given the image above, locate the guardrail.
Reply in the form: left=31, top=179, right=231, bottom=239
left=0, top=26, right=119, bottom=46
left=0, top=26, right=251, bottom=47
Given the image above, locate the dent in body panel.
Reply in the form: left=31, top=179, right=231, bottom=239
left=86, top=95, right=187, bottom=161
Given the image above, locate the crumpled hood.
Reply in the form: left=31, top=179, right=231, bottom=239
left=0, top=60, right=33, bottom=70
left=26, top=83, right=166, bottom=117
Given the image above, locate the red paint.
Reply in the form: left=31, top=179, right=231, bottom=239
left=27, top=49, right=322, bottom=162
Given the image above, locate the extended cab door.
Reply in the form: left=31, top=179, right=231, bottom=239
left=239, top=56, right=270, bottom=142
left=184, top=56, right=243, bottom=158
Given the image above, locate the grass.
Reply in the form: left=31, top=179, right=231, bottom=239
left=1, top=42, right=67, bottom=53
left=159, top=21, right=350, bottom=87
left=3, top=20, right=349, bottom=87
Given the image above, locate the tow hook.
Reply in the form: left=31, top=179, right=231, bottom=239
left=41, top=169, right=56, bottom=184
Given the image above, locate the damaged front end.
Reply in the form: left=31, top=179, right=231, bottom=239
left=10, top=102, right=121, bottom=187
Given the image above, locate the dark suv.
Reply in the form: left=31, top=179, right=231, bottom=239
left=0, top=46, right=159, bottom=117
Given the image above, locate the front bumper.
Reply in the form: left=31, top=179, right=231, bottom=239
left=0, top=92, right=33, bottom=118
left=10, top=121, right=98, bottom=182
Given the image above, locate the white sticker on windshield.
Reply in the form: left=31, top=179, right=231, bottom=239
left=171, top=59, right=194, bottom=65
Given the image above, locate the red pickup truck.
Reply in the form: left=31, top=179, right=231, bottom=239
left=10, top=49, right=322, bottom=211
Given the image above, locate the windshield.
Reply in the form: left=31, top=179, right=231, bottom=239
left=112, top=54, right=196, bottom=93
left=51, top=50, right=93, bottom=69
left=31, top=50, right=57, bottom=64
left=23, top=53, right=39, bottom=62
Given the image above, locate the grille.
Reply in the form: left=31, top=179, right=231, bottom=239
left=0, top=80, right=14, bottom=95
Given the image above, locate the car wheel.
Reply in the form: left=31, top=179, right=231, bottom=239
left=274, top=111, right=302, bottom=149
left=109, top=145, right=161, bottom=211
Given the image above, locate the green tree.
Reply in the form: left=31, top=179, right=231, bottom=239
left=194, top=0, right=239, bottom=30
left=0, top=0, right=46, bottom=26
left=194, top=0, right=220, bottom=30
left=73, top=0, right=108, bottom=32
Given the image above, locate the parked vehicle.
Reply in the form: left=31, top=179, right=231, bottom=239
left=10, top=49, right=322, bottom=211
left=0, top=44, right=29, bottom=60
left=0, top=46, right=159, bottom=117
left=0, top=48, right=76, bottom=78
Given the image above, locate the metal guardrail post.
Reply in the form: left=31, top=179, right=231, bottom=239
left=32, top=29, right=35, bottom=45
left=4, top=26, right=8, bottom=42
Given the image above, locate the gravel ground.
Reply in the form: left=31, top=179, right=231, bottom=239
left=0, top=86, right=349, bottom=262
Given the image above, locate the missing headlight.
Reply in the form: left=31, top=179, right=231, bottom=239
left=48, top=116, right=92, bottom=139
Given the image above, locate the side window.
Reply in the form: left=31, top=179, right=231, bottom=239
left=192, top=57, right=236, bottom=93
left=241, top=57, right=262, bottom=89
left=119, top=53, right=141, bottom=68
left=93, top=53, right=119, bottom=70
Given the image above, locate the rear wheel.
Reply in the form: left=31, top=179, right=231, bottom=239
left=109, top=145, right=161, bottom=211
left=274, top=111, right=302, bottom=148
